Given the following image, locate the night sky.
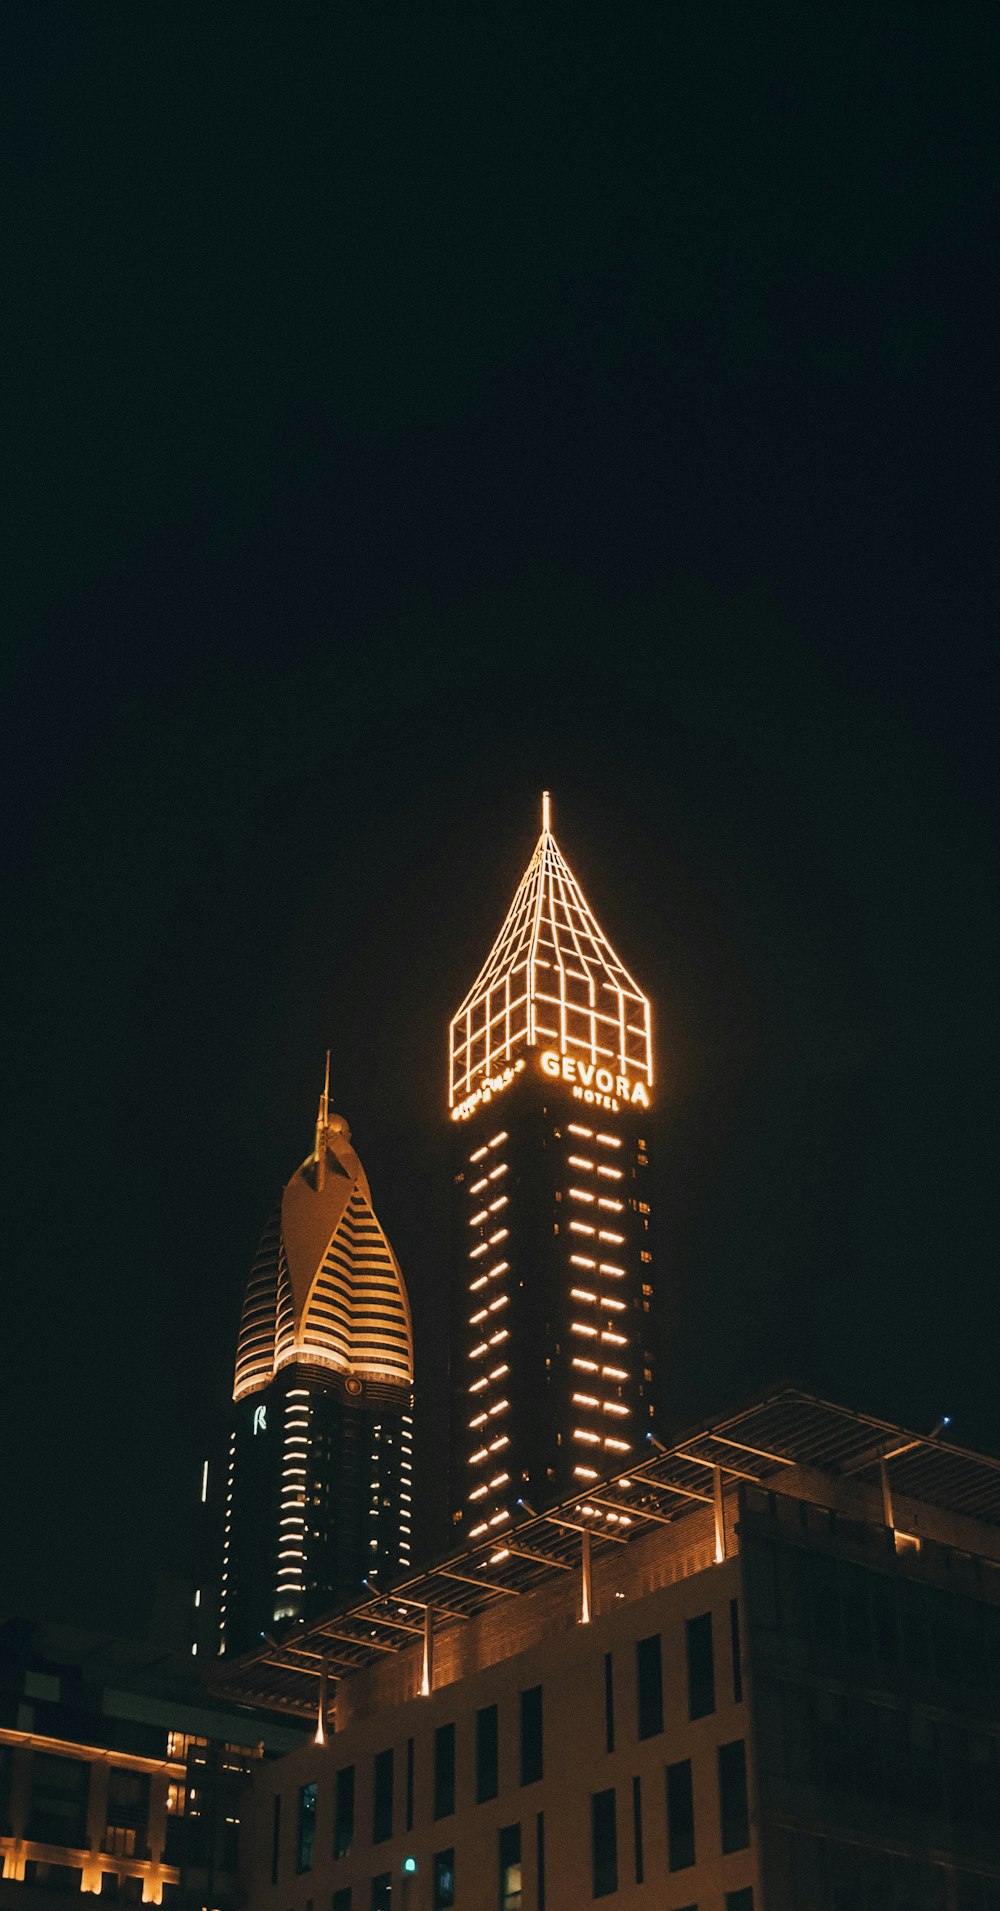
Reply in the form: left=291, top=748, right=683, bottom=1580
left=3, top=10, right=997, bottom=1639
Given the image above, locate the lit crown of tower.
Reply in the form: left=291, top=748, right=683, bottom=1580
left=449, top=793, right=653, bottom=1111
left=233, top=1058, right=413, bottom=1402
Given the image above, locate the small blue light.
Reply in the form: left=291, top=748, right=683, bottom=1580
left=403, top=1856, right=417, bottom=1874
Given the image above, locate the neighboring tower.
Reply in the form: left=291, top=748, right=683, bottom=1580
left=447, top=795, right=655, bottom=1543
left=219, top=1064, right=414, bottom=1656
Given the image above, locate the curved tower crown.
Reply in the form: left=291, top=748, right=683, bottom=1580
left=233, top=1086, right=413, bottom=1402
left=449, top=792, right=652, bottom=1111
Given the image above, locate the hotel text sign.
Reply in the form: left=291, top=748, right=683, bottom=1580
left=540, top=1049, right=650, bottom=1111
left=452, top=1048, right=649, bottom=1120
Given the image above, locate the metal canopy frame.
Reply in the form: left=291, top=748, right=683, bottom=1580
left=208, top=1386, right=1000, bottom=1717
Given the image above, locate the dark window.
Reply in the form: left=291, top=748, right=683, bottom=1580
left=730, top=1598, right=743, bottom=1703
left=591, top=1789, right=618, bottom=1899
left=405, top=1739, right=414, bottom=1833
left=632, top=1775, right=644, bottom=1884
left=100, top=1877, right=118, bottom=1900
left=667, top=1759, right=695, bottom=1870
left=433, top=1849, right=455, bottom=1910
left=332, top=1893, right=352, bottom=1911
left=686, top=1612, right=715, bottom=1720
left=719, top=1740, right=749, bottom=1853
left=520, top=1686, right=543, bottom=1786
left=28, top=1753, right=89, bottom=1848
left=536, top=1812, right=546, bottom=1911
left=725, top=1893, right=754, bottom=1911
left=434, top=1724, right=455, bottom=1820
left=334, top=1767, right=355, bottom=1859
left=373, top=1750, right=394, bottom=1845
left=603, top=1653, right=615, bottom=1754
left=499, top=1823, right=522, bottom=1911
left=106, top=1770, right=149, bottom=1856
left=221, top=1819, right=240, bottom=1872
left=477, top=1704, right=499, bottom=1803
left=636, top=1634, right=663, bottom=1740
left=371, top=1875, right=391, bottom=1911
left=297, top=1783, right=317, bottom=1873
left=0, top=1744, right=11, bottom=1836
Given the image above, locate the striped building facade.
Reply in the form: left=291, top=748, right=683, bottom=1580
left=219, top=1079, right=414, bottom=1657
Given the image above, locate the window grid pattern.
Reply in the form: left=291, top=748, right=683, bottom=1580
left=449, top=813, right=652, bottom=1106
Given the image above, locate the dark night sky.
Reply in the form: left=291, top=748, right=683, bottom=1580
left=2, top=9, right=997, bottom=1638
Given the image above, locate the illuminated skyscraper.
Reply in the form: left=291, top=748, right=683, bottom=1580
left=220, top=1067, right=414, bottom=1656
left=447, top=795, right=654, bottom=1542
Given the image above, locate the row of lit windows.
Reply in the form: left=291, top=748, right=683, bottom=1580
left=569, top=1222, right=625, bottom=1243
left=469, top=1257, right=509, bottom=1294
left=567, top=1123, right=622, bottom=1149
left=566, top=1154, right=623, bottom=1181
left=468, top=1131, right=508, bottom=1166
left=568, top=1188, right=624, bottom=1212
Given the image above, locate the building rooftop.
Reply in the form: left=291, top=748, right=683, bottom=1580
left=208, top=1384, right=1000, bottom=1718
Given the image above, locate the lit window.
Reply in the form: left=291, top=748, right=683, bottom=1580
left=488, top=1295, right=509, bottom=1312
left=570, top=1288, right=598, bottom=1303
left=470, top=1146, right=488, bottom=1163
left=488, top=1163, right=508, bottom=1181
left=572, top=1393, right=600, bottom=1407
left=488, top=1471, right=510, bottom=1488
left=572, top=1356, right=599, bottom=1372
left=603, top=1402, right=629, bottom=1417
left=488, top=1228, right=509, bottom=1246
left=470, top=1178, right=489, bottom=1195
left=469, top=1209, right=489, bottom=1226
left=602, top=1364, right=628, bottom=1380
left=489, top=1363, right=509, bottom=1379
left=470, top=1448, right=489, bottom=1464
left=573, top=1429, right=601, bottom=1444
left=570, top=1221, right=596, bottom=1236
left=571, top=1323, right=599, bottom=1338
left=470, top=1243, right=489, bottom=1259
left=568, top=1123, right=594, bottom=1138
left=489, top=1509, right=510, bottom=1527
left=596, top=1165, right=623, bottom=1180
left=488, top=1131, right=508, bottom=1148
left=470, top=1376, right=488, bottom=1393
left=469, top=1521, right=488, bottom=1538
left=601, top=1330, right=627, bottom=1346
left=568, top=1155, right=595, bottom=1171
left=470, top=1342, right=489, bottom=1359
left=569, top=1188, right=596, bottom=1203
left=488, top=1399, right=509, bottom=1416
left=604, top=1436, right=631, bottom=1452
left=469, top=1413, right=487, bottom=1429
left=469, top=1273, right=488, bottom=1292
left=570, top=1254, right=597, bottom=1268
left=489, top=1434, right=510, bottom=1452
left=599, top=1262, right=625, bottom=1276
left=598, top=1197, right=623, bottom=1212
left=595, top=1133, right=621, bottom=1148
left=488, top=1195, right=508, bottom=1212
left=598, top=1229, right=624, bottom=1244
left=469, top=1485, right=488, bottom=1501
left=470, top=1308, right=488, bottom=1326
left=574, top=1465, right=599, bottom=1481
left=489, top=1328, right=509, bottom=1345
left=601, top=1297, right=626, bottom=1312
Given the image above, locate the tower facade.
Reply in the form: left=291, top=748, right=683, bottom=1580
left=447, top=795, right=654, bottom=1543
left=220, top=1075, right=414, bottom=1656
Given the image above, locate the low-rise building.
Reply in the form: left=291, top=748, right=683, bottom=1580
left=0, top=1621, right=304, bottom=1911
left=215, top=1388, right=1000, bottom=1911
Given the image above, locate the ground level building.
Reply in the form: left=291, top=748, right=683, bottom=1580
left=214, top=1388, right=1000, bottom=1911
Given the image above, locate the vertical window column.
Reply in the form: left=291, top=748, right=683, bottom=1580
left=591, top=1788, right=618, bottom=1899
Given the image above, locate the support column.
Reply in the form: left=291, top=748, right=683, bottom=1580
left=879, top=1452, right=895, bottom=1537
left=315, top=1658, right=330, bottom=1745
left=713, top=1466, right=726, bottom=1564
left=421, top=1607, right=433, bottom=1696
left=581, top=1527, right=593, bottom=1625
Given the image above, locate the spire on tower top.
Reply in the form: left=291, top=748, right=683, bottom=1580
left=321, top=1048, right=330, bottom=1124
left=542, top=789, right=552, bottom=833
